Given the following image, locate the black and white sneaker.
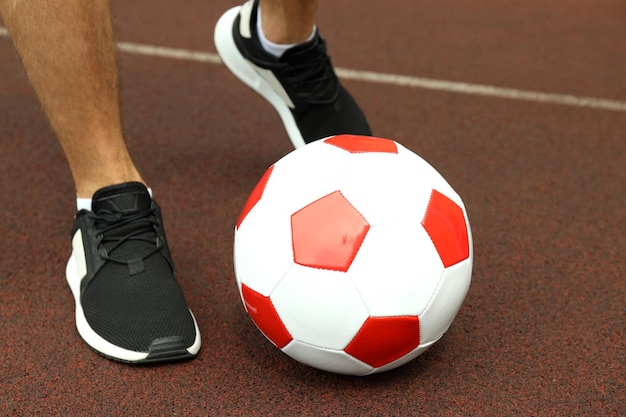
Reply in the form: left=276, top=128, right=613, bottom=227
left=214, top=0, right=372, bottom=149
left=65, top=182, right=201, bottom=363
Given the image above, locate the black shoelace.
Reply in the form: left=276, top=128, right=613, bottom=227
left=90, top=208, right=162, bottom=265
left=283, top=42, right=338, bottom=105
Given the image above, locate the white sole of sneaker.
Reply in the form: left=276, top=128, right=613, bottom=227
left=214, top=6, right=307, bottom=149
left=66, top=251, right=201, bottom=363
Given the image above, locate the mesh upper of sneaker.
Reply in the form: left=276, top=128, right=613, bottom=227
left=78, top=183, right=197, bottom=353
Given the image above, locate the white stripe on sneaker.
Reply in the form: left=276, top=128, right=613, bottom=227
left=239, top=0, right=254, bottom=39
left=255, top=67, right=295, bottom=108
left=71, top=230, right=88, bottom=280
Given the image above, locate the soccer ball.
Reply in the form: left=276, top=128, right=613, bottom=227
left=234, top=135, right=472, bottom=376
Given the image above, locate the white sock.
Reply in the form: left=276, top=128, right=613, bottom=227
left=76, top=187, right=153, bottom=211
left=256, top=5, right=316, bottom=58
left=76, top=197, right=92, bottom=211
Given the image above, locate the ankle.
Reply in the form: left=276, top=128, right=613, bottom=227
left=257, top=6, right=316, bottom=57
left=74, top=173, right=145, bottom=200
left=257, top=3, right=316, bottom=45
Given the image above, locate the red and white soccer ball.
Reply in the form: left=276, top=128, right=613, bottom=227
left=234, top=135, right=472, bottom=376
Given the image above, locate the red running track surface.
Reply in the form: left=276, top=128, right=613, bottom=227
left=1, top=1, right=624, bottom=415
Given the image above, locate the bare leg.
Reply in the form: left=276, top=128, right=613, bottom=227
left=259, top=0, right=317, bottom=44
left=0, top=0, right=143, bottom=198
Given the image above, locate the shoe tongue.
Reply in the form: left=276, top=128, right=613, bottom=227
left=279, top=34, right=338, bottom=101
left=92, top=182, right=152, bottom=214
left=280, top=32, right=324, bottom=65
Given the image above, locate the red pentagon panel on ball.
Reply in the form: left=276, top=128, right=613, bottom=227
left=240, top=283, right=293, bottom=349
left=344, top=316, right=420, bottom=368
left=291, top=191, right=370, bottom=272
left=236, top=165, right=275, bottom=230
left=324, top=135, right=398, bottom=154
left=421, top=190, right=470, bottom=267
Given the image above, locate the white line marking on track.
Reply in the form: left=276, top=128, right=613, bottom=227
left=334, top=68, right=626, bottom=112
left=117, top=42, right=222, bottom=64
left=2, top=27, right=626, bottom=112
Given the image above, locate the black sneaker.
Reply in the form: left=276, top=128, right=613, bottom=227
left=214, top=0, right=372, bottom=149
left=65, top=182, right=201, bottom=363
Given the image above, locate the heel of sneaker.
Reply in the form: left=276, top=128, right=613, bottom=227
left=214, top=6, right=307, bottom=149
